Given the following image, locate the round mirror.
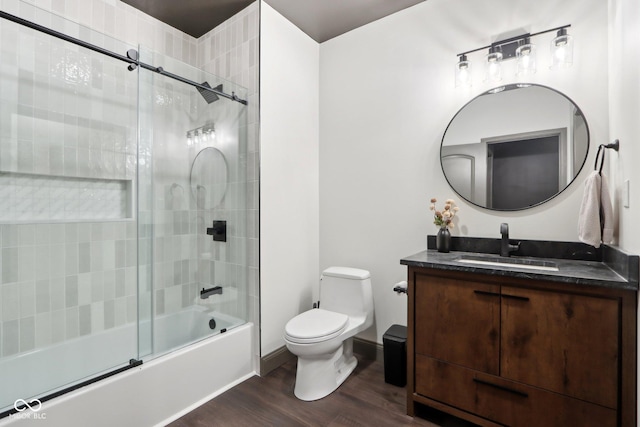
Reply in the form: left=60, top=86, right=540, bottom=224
left=441, top=84, right=589, bottom=211
left=190, top=147, right=228, bottom=209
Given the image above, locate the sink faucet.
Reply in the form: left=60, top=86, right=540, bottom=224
left=500, top=223, right=520, bottom=257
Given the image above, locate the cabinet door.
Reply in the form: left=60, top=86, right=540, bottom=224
left=501, top=286, right=619, bottom=408
left=415, top=273, right=500, bottom=374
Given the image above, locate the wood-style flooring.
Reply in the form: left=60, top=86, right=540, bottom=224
left=168, top=351, right=477, bottom=427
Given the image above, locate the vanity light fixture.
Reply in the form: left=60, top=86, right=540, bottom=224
left=455, top=54, right=472, bottom=87
left=454, top=24, right=571, bottom=87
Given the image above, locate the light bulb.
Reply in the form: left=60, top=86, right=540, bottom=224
left=455, top=54, right=472, bottom=87
left=484, top=47, right=503, bottom=83
left=550, top=28, right=573, bottom=69
left=516, top=39, right=537, bottom=76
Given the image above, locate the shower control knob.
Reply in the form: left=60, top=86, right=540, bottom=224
left=206, top=221, right=227, bottom=242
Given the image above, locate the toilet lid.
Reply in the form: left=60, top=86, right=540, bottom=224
left=285, top=309, right=348, bottom=343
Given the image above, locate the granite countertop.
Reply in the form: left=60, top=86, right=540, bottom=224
left=401, top=249, right=638, bottom=291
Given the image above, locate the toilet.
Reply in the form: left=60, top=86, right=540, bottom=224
left=284, top=266, right=374, bottom=401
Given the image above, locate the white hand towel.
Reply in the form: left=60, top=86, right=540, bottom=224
left=600, top=173, right=614, bottom=244
left=578, top=171, right=614, bottom=248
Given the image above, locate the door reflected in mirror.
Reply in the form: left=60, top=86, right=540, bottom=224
left=441, top=84, right=589, bottom=211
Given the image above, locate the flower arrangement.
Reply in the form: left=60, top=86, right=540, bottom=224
left=429, top=197, right=459, bottom=229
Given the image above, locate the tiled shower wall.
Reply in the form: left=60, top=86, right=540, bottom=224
left=196, top=2, right=260, bottom=363
left=32, top=0, right=198, bottom=65
left=141, top=62, right=249, bottom=324
left=140, top=3, right=259, bottom=347
left=0, top=0, right=141, bottom=356
left=0, top=0, right=260, bottom=359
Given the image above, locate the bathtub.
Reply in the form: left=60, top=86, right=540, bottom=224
left=0, top=307, right=254, bottom=427
left=152, top=305, right=245, bottom=357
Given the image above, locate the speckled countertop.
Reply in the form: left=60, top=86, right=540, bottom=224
left=401, top=249, right=638, bottom=291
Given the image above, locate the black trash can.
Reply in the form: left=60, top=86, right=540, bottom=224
left=383, top=324, right=407, bottom=387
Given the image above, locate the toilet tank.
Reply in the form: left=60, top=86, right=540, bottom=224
left=320, top=267, right=374, bottom=320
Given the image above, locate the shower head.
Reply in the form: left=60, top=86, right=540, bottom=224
left=197, top=82, right=223, bottom=104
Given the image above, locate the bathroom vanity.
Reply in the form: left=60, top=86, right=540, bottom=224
left=401, top=241, right=638, bottom=427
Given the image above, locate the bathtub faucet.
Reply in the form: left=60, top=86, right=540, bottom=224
left=200, top=286, right=223, bottom=299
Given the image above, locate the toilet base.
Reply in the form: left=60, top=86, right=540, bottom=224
left=293, top=338, right=357, bottom=401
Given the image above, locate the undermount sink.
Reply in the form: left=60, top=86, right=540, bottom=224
left=456, top=254, right=559, bottom=272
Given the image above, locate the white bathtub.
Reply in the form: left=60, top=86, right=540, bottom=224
left=152, top=305, right=245, bottom=357
left=0, top=319, right=137, bottom=415
left=0, top=307, right=254, bottom=427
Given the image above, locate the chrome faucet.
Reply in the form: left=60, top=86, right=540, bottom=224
left=500, top=223, right=520, bottom=257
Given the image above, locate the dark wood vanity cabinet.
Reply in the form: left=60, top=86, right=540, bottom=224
left=407, top=267, right=637, bottom=427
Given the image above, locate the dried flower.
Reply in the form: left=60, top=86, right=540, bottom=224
left=430, top=197, right=460, bottom=229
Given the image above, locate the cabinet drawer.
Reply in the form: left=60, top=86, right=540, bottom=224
left=415, top=355, right=616, bottom=427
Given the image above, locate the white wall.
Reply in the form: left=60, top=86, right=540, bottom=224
left=607, top=0, right=640, bottom=420
left=319, top=0, right=610, bottom=343
left=259, top=2, right=320, bottom=355
left=608, top=0, right=640, bottom=255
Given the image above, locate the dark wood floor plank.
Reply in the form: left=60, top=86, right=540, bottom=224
left=168, top=351, right=476, bottom=427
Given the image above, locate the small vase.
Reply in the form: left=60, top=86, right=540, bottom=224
left=436, top=227, right=451, bottom=253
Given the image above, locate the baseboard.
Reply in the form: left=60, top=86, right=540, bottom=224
left=353, top=337, right=384, bottom=362
left=260, top=346, right=295, bottom=376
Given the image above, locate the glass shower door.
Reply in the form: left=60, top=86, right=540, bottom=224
left=0, top=1, right=139, bottom=414
left=137, top=46, right=249, bottom=359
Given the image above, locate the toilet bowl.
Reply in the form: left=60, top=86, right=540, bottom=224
left=284, top=267, right=374, bottom=401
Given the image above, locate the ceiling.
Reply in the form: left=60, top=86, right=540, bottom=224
left=121, top=0, right=425, bottom=42
left=121, top=0, right=254, bottom=38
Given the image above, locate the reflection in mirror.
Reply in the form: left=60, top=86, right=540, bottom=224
left=189, top=147, right=228, bottom=209
left=441, top=84, right=589, bottom=210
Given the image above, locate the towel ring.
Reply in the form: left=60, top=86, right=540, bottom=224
left=594, top=139, right=619, bottom=175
